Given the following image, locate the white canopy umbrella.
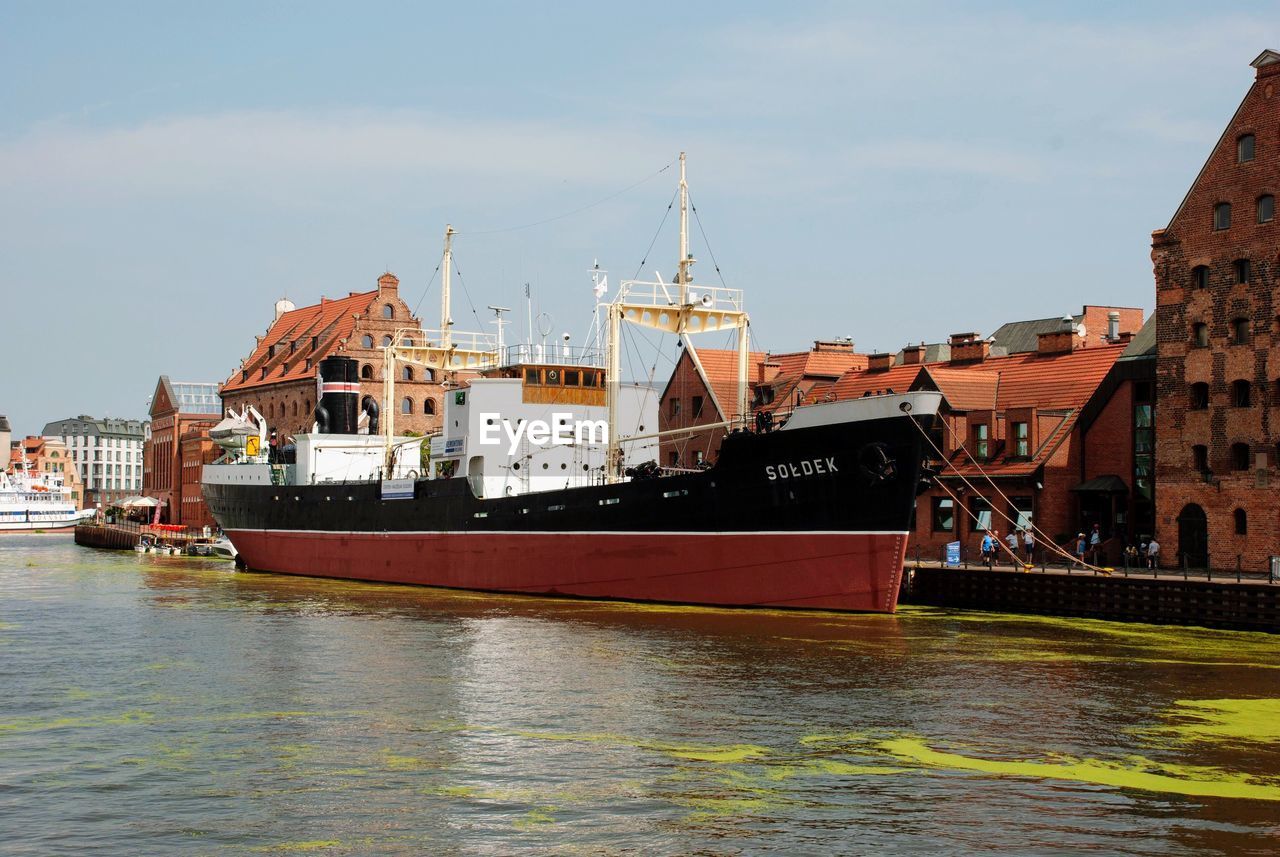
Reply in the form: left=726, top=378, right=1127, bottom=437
left=118, top=496, right=161, bottom=508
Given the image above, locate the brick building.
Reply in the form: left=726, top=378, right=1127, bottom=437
left=657, top=341, right=865, bottom=468
left=143, top=377, right=221, bottom=526
left=1151, top=49, right=1280, bottom=571
left=220, top=273, right=447, bottom=439
left=828, top=315, right=1146, bottom=564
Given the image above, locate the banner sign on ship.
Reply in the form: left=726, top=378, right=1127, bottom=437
left=380, top=479, right=414, bottom=500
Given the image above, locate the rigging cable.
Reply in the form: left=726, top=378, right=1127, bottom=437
left=633, top=189, right=680, bottom=279
left=410, top=263, right=442, bottom=320
left=688, top=194, right=728, bottom=288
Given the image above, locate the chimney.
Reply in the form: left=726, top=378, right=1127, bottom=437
left=1038, top=317, right=1078, bottom=355
left=948, top=332, right=990, bottom=364
left=757, top=359, right=781, bottom=385
left=867, top=352, right=895, bottom=372
left=1107, top=311, right=1120, bottom=342
left=1252, top=49, right=1280, bottom=78
left=901, top=343, right=927, bottom=365
left=378, top=272, right=399, bottom=294
left=813, top=338, right=854, bottom=353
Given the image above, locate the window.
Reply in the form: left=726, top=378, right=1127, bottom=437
left=1189, top=382, right=1209, bottom=409
left=362, top=334, right=374, bottom=348
left=1238, top=134, right=1255, bottom=163
left=1260, top=195, right=1275, bottom=224
left=361, top=364, right=373, bottom=380
left=402, top=366, right=413, bottom=381
left=974, top=424, right=989, bottom=460
left=1231, top=380, right=1251, bottom=407
left=969, top=497, right=992, bottom=532
left=1192, top=444, right=1208, bottom=473
left=669, top=399, right=681, bottom=418
left=1192, top=322, right=1209, bottom=347
left=1190, top=265, right=1209, bottom=290
left=691, top=396, right=704, bottom=418
left=1234, top=508, right=1248, bottom=535
left=424, top=399, right=436, bottom=416
left=383, top=305, right=394, bottom=319
left=669, top=451, right=679, bottom=467
left=1231, top=317, right=1250, bottom=345
left=1010, top=496, right=1033, bottom=531
left=292, top=401, right=298, bottom=417
left=1214, top=203, right=1231, bottom=231
left=1012, top=422, right=1029, bottom=457
left=424, top=368, right=435, bottom=382
left=1231, top=443, right=1250, bottom=470
left=402, top=338, right=414, bottom=347
left=931, top=497, right=955, bottom=532
left=401, top=397, right=413, bottom=415
left=1233, top=258, right=1251, bottom=284
left=381, top=335, right=393, bottom=347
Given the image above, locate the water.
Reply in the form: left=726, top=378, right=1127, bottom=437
left=2, top=536, right=1279, bottom=855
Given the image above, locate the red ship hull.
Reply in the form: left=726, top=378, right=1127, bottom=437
left=226, top=529, right=908, bottom=612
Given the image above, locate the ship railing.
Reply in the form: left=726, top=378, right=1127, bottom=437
left=392, top=327, right=499, bottom=355
left=616, top=280, right=744, bottom=314
left=499, top=344, right=605, bottom=368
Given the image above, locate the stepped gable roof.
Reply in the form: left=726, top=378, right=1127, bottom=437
left=221, top=290, right=378, bottom=394
left=684, top=347, right=767, bottom=419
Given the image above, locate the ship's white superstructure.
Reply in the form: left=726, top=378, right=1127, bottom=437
left=0, top=461, right=93, bottom=532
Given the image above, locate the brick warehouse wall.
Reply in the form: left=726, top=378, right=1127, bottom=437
left=1151, top=53, right=1280, bottom=570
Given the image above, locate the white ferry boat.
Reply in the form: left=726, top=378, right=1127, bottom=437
left=0, top=461, right=94, bottom=532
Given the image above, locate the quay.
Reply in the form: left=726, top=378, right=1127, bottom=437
left=75, top=521, right=213, bottom=552
left=904, top=560, right=1280, bottom=632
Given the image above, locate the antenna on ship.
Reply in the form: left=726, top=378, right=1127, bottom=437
left=488, top=305, right=511, bottom=356
left=677, top=152, right=693, bottom=302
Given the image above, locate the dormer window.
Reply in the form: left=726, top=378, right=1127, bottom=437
left=1012, top=421, right=1029, bottom=457
left=1214, top=203, right=1232, bottom=231
left=974, top=424, right=989, bottom=460
left=1238, top=134, right=1255, bottom=163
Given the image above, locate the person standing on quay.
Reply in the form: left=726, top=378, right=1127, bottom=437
left=1073, top=533, right=1088, bottom=568
left=1023, top=528, right=1034, bottom=563
left=1147, top=537, right=1160, bottom=570
left=1089, top=523, right=1102, bottom=563
left=981, top=530, right=996, bottom=568
left=1005, top=529, right=1019, bottom=561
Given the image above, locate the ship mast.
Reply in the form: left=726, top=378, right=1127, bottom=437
left=380, top=223, right=498, bottom=473
left=441, top=224, right=455, bottom=350
left=604, top=152, right=750, bottom=484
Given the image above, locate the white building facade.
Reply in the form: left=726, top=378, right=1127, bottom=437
left=42, top=415, right=149, bottom=507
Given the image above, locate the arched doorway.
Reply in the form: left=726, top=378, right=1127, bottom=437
left=1177, top=503, right=1208, bottom=568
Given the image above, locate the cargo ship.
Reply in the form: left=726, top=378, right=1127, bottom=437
left=202, top=156, right=941, bottom=612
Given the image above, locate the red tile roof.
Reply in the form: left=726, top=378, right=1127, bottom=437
left=221, top=290, right=379, bottom=394
left=829, top=343, right=1127, bottom=477
left=687, top=348, right=767, bottom=419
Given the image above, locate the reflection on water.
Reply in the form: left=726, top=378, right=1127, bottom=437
left=2, top=536, right=1279, bottom=855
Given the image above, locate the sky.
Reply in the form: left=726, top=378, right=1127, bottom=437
left=1, top=1, right=1276, bottom=436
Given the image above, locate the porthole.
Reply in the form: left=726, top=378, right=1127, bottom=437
left=513, top=462, right=521, bottom=471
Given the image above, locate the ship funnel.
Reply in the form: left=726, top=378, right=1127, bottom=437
left=317, top=356, right=360, bottom=434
